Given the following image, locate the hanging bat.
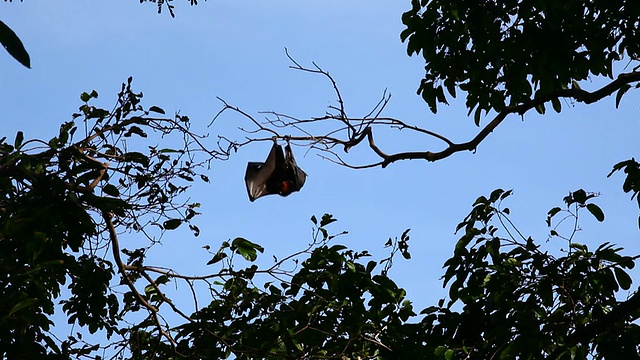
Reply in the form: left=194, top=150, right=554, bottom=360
left=244, top=141, right=307, bottom=202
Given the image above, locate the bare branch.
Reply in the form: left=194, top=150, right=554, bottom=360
left=285, top=48, right=355, bottom=138
left=213, top=52, right=640, bottom=169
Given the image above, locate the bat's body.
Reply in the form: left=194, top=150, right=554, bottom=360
left=245, top=142, right=307, bottom=202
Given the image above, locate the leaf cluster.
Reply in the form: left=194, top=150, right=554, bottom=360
left=401, top=0, right=640, bottom=121
left=0, top=78, right=213, bottom=358
left=122, top=215, right=416, bottom=359
left=420, top=189, right=640, bottom=359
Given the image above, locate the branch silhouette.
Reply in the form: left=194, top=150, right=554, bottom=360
left=213, top=56, right=640, bottom=169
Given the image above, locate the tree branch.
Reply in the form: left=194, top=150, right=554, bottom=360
left=214, top=54, right=640, bottom=169
left=102, top=211, right=176, bottom=346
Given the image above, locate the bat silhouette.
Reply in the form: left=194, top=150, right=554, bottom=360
left=245, top=141, right=307, bottom=202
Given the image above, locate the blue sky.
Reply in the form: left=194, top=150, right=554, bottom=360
left=3, top=0, right=640, bottom=339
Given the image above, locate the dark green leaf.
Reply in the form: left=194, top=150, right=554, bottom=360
left=586, top=203, right=605, bottom=222
left=155, top=275, right=170, bottom=286
left=614, top=267, right=632, bottom=290
left=14, top=131, right=23, bottom=149
left=207, top=251, right=227, bottom=265
left=551, top=97, right=562, bottom=113
left=87, top=108, right=109, bottom=119
left=149, top=106, right=166, bottom=114
left=124, top=126, right=148, bottom=138
left=0, top=20, right=30, bottom=68
left=80, top=90, right=98, bottom=102
left=123, top=152, right=150, bottom=166
left=320, top=214, right=337, bottom=227
left=615, top=84, right=631, bottom=108
left=500, top=189, right=513, bottom=200
left=163, top=219, right=182, bottom=230
left=103, top=184, right=120, bottom=197
left=489, top=188, right=504, bottom=202
left=9, top=298, right=38, bottom=316
left=546, top=207, right=561, bottom=226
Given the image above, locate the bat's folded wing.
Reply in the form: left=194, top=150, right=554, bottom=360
left=245, top=162, right=269, bottom=202
left=244, top=143, right=280, bottom=201
left=285, top=144, right=307, bottom=191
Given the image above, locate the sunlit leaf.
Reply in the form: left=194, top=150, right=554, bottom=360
left=231, top=237, right=264, bottom=262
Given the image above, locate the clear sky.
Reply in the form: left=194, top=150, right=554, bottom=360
left=3, top=0, right=640, bottom=340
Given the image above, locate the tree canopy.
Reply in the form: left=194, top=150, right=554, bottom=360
left=401, top=0, right=640, bottom=117
left=3, top=1, right=640, bottom=359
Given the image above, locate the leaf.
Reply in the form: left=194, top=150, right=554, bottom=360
left=80, top=90, right=98, bottom=102
left=499, top=189, right=513, bottom=200
left=615, top=84, right=631, bottom=108
left=566, top=189, right=587, bottom=205
left=546, top=207, right=562, bottom=226
left=14, top=131, right=23, bottom=149
left=155, top=275, right=170, bottom=286
left=320, top=214, right=337, bottom=227
left=586, top=203, right=605, bottom=222
left=102, top=184, right=120, bottom=197
left=231, top=237, right=264, bottom=262
left=87, top=108, right=109, bottom=119
left=551, top=97, right=562, bottom=113
left=123, top=152, right=150, bottom=166
left=163, top=218, right=182, bottom=230
left=9, top=298, right=38, bottom=316
left=0, top=20, right=30, bottom=68
left=124, top=126, right=148, bottom=138
left=473, top=107, right=482, bottom=126
left=614, top=267, right=632, bottom=290
left=148, top=106, right=165, bottom=114
left=489, top=188, right=504, bottom=202
left=444, top=349, right=454, bottom=360
left=207, top=251, right=227, bottom=265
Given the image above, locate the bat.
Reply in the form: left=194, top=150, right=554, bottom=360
left=244, top=142, right=307, bottom=202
